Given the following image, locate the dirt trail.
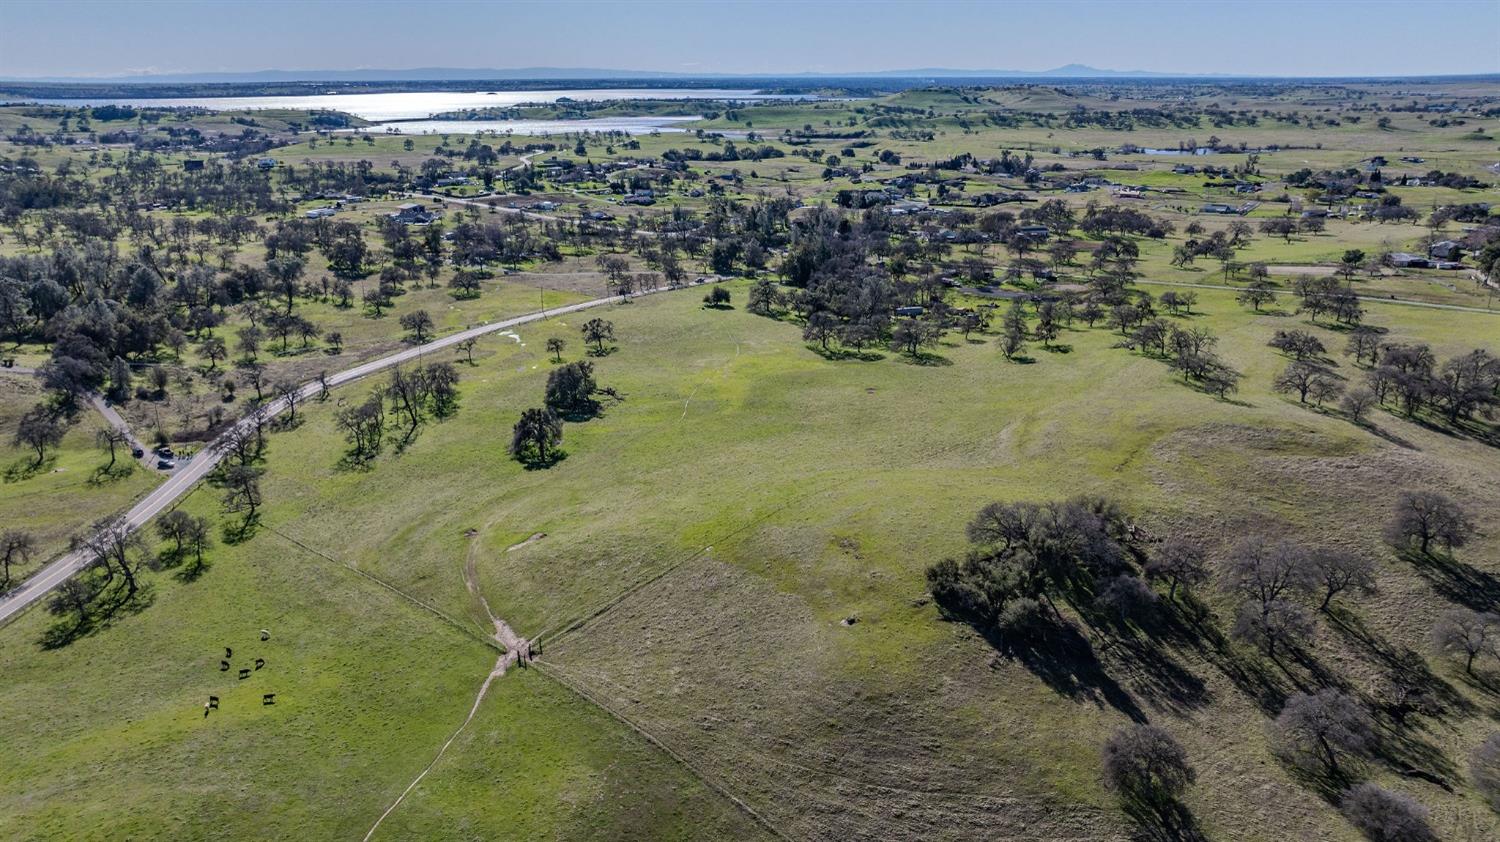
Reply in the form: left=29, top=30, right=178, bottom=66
left=464, top=535, right=530, bottom=666
left=362, top=531, right=528, bottom=841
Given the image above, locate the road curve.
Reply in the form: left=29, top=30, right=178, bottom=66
left=0, top=286, right=669, bottom=627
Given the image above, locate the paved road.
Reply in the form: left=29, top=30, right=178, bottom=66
left=0, top=287, right=667, bottom=627
left=4, top=366, right=178, bottom=473
left=1, top=368, right=167, bottom=472
left=89, top=394, right=171, bottom=473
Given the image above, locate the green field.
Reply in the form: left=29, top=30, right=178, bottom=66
left=2, top=280, right=1496, bottom=839
left=0, top=376, right=162, bottom=569
left=3, top=77, right=1500, bottom=841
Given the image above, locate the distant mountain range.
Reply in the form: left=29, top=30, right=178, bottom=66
left=2, top=64, right=1216, bottom=84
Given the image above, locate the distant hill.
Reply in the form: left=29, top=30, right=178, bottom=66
left=2, top=64, right=1213, bottom=84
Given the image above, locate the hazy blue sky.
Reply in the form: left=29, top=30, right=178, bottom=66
left=1, top=0, right=1497, bottom=78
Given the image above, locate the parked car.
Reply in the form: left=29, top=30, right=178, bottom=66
left=131, top=447, right=144, bottom=459
left=157, top=458, right=176, bottom=470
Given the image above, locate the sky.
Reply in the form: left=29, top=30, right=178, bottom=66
left=1, top=0, right=1497, bottom=79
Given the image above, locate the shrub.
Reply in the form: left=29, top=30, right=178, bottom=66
left=1102, top=724, right=1196, bottom=807
left=1338, top=783, right=1436, bottom=842
left=1472, top=733, right=1500, bottom=813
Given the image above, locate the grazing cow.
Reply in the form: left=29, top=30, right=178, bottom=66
left=238, top=668, right=251, bottom=680
left=204, top=695, right=220, bottom=717
left=262, top=693, right=276, bottom=705
left=260, top=629, right=270, bottom=641
left=219, top=660, right=230, bottom=671
left=254, top=658, right=265, bottom=670
left=224, top=647, right=232, bottom=659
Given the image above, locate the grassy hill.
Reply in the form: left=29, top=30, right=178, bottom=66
left=2, top=281, right=1495, bottom=839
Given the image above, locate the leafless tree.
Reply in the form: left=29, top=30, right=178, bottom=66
left=1145, top=536, right=1209, bottom=601
left=1384, top=490, right=1474, bottom=556
left=1309, top=548, right=1376, bottom=612
left=73, top=516, right=150, bottom=604
left=1, top=529, right=36, bottom=590
left=14, top=405, right=65, bottom=466
left=1272, top=689, right=1374, bottom=776
left=1429, top=608, right=1498, bottom=676
left=95, top=427, right=130, bottom=471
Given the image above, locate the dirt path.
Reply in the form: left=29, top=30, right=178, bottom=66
left=362, top=529, right=528, bottom=841
left=464, top=533, right=529, bottom=666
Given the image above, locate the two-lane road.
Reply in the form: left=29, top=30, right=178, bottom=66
left=0, top=286, right=669, bottom=627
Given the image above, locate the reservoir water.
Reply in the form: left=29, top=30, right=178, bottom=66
left=15, top=87, right=800, bottom=135
left=21, top=88, right=792, bottom=121
left=353, top=116, right=706, bottom=135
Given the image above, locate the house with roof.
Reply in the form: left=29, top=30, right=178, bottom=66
left=1388, top=252, right=1431, bottom=269
left=1428, top=240, right=1463, bottom=260
left=388, top=202, right=439, bottom=225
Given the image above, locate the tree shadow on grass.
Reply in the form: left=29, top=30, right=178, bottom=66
left=155, top=546, right=212, bottom=583
left=1279, top=754, right=1363, bottom=804
left=1326, top=611, right=1473, bottom=720
left=1121, top=795, right=1209, bottom=842
left=1097, top=631, right=1213, bottom=717
left=1095, top=608, right=1214, bottom=716
left=986, top=616, right=1149, bottom=723
left=1399, top=412, right=1500, bottom=450
left=334, top=452, right=380, bottom=473
left=174, top=558, right=212, bottom=583
left=222, top=516, right=261, bottom=546
left=518, top=450, right=568, bottom=471
left=39, top=584, right=154, bottom=650
left=1399, top=548, right=1500, bottom=613
left=1002, top=354, right=1038, bottom=365
left=87, top=462, right=136, bottom=485
left=1372, top=719, right=1461, bottom=793
left=4, top=455, right=53, bottom=483
left=1354, top=419, right=1420, bottom=450
left=1176, top=602, right=1290, bottom=716
left=1039, top=343, right=1074, bottom=354
left=902, top=350, right=953, bottom=366
left=1282, top=644, right=1355, bottom=696
left=807, top=344, right=885, bottom=362
left=1453, top=666, right=1500, bottom=700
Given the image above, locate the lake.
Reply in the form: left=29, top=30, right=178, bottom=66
left=22, top=88, right=795, bottom=121
left=353, top=116, right=706, bottom=136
